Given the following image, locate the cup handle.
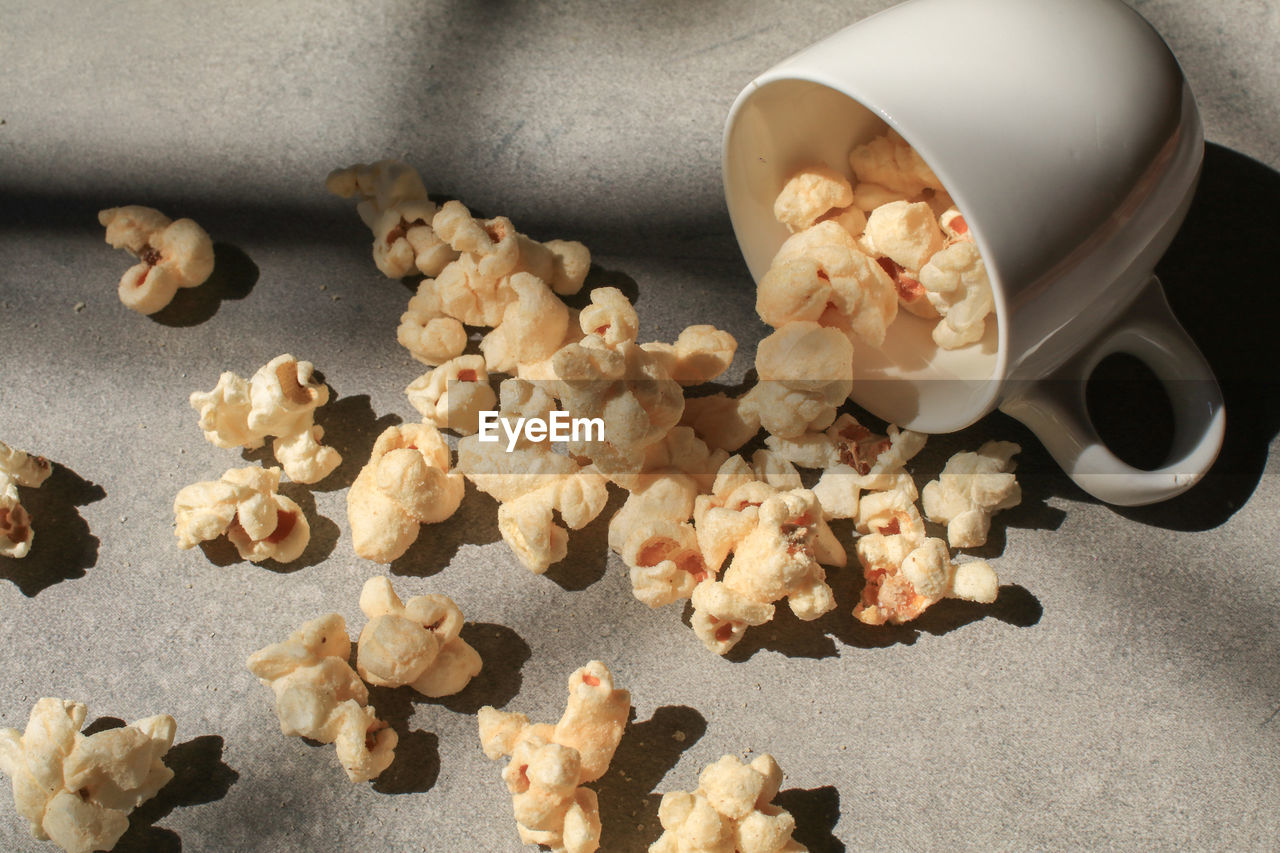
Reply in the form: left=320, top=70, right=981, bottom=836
left=998, top=275, right=1225, bottom=506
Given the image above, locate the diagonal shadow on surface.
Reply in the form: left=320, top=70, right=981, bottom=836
left=1, top=462, right=105, bottom=597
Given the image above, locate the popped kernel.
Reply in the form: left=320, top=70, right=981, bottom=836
left=356, top=576, right=482, bottom=697
left=854, top=532, right=999, bottom=625
left=189, top=354, right=342, bottom=484
left=678, top=393, right=761, bottom=453
left=397, top=277, right=469, bottom=367
left=772, top=165, right=854, bottom=233
left=756, top=245, right=897, bottom=348
left=0, top=698, right=176, bottom=853
left=740, top=322, right=853, bottom=439
left=641, top=325, right=738, bottom=387
left=621, top=518, right=708, bottom=608
left=0, top=440, right=52, bottom=559
left=861, top=200, right=945, bottom=273
left=346, top=423, right=464, bottom=564
left=173, top=466, right=310, bottom=563
left=919, top=241, right=995, bottom=349
left=921, top=441, right=1021, bottom=548
left=405, top=354, right=498, bottom=435
left=99, top=205, right=214, bottom=315
left=478, top=661, right=630, bottom=853
left=764, top=414, right=926, bottom=475
left=691, top=451, right=802, bottom=576
left=848, top=130, right=941, bottom=197
left=480, top=272, right=572, bottom=374
left=246, top=613, right=396, bottom=782
left=650, top=753, right=807, bottom=853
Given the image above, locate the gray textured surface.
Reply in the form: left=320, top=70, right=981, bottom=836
left=1, top=1, right=1278, bottom=850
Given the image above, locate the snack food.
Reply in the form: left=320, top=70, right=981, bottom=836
left=921, top=441, right=1021, bottom=548
left=347, top=423, right=466, bottom=563
left=98, top=205, right=214, bottom=314
left=478, top=661, right=630, bottom=853
left=190, top=354, right=342, bottom=484
left=650, top=753, right=807, bottom=853
left=0, top=440, right=52, bottom=559
left=355, top=576, right=482, bottom=697
left=0, top=698, right=175, bottom=853
left=173, top=465, right=310, bottom=563
left=246, top=613, right=397, bottom=783
left=404, top=354, right=498, bottom=435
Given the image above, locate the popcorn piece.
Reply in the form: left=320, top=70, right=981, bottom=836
left=854, top=532, right=999, bottom=625
left=919, top=241, right=996, bottom=349
left=98, top=205, right=214, bottom=315
left=355, top=576, right=482, bottom=697
left=850, top=182, right=911, bottom=213
left=650, top=753, right=807, bottom=853
left=457, top=380, right=610, bottom=573
left=405, top=354, right=498, bottom=435
left=190, top=354, right=342, bottom=484
left=397, top=277, right=469, bottom=367
left=173, top=466, right=310, bottom=563
left=809, top=464, right=916, bottom=521
left=480, top=272, right=572, bottom=374
left=621, top=517, right=708, bottom=608
left=326, top=160, right=459, bottom=277
left=848, top=130, right=941, bottom=197
left=691, top=451, right=802, bottom=576
left=0, top=440, right=52, bottom=559
left=939, top=206, right=972, bottom=242
left=921, top=441, right=1021, bottom=548
left=0, top=698, right=176, bottom=853
left=772, top=165, right=854, bottom=233
left=740, top=322, right=853, bottom=439
left=478, top=661, right=630, bottom=853
left=862, top=200, right=945, bottom=274
left=641, top=325, right=738, bottom=387
left=246, top=613, right=396, bottom=782
left=678, top=393, right=761, bottom=453
left=346, top=423, right=464, bottom=563
left=763, top=413, right=926, bottom=475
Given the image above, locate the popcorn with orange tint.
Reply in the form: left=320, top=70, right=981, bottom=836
left=478, top=661, right=630, bottom=853
left=189, top=354, right=342, bottom=485
left=173, top=466, right=310, bottom=563
left=99, top=205, right=214, bottom=315
left=405, top=354, right=498, bottom=435
left=326, top=159, right=458, bottom=278
left=854, top=533, right=999, bottom=626
left=346, top=423, right=465, bottom=564
left=919, top=240, right=995, bottom=349
left=480, top=272, right=572, bottom=375
left=921, top=440, right=1021, bottom=548
left=763, top=413, right=926, bottom=474
left=246, top=613, right=397, bottom=783
left=691, top=451, right=802, bottom=577
left=355, top=576, right=481, bottom=698
left=0, top=698, right=176, bottom=853
left=397, top=277, right=469, bottom=367
left=861, top=200, right=945, bottom=274
left=650, top=753, right=808, bottom=853
left=0, top=440, right=52, bottom=559
left=772, top=165, right=854, bottom=233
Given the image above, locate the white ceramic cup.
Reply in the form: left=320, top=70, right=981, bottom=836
left=722, top=0, right=1224, bottom=506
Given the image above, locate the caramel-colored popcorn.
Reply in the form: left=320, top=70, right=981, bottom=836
left=848, top=129, right=941, bottom=197
left=0, top=440, right=52, bottom=559
left=650, top=753, right=807, bottom=853
left=346, top=423, right=464, bottom=563
left=246, top=613, right=396, bottom=783
left=397, top=277, right=469, bottom=367
left=772, top=165, right=854, bottom=233
left=921, top=441, right=1021, bottom=548
left=355, top=576, right=482, bottom=697
left=99, top=205, right=214, bottom=315
left=0, top=698, right=176, bottom=853
left=173, top=466, right=310, bottom=563
left=405, top=354, right=498, bottom=435
left=919, top=240, right=995, bottom=349
left=190, top=354, right=342, bottom=484
left=641, top=325, right=738, bottom=387
left=478, top=661, right=630, bottom=853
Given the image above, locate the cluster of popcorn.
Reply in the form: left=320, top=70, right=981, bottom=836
left=246, top=577, right=481, bottom=783
left=0, top=699, right=176, bottom=853
left=98, top=205, right=214, bottom=315
left=0, top=440, right=51, bottom=558
left=478, top=661, right=629, bottom=853
left=764, top=129, right=994, bottom=352
left=173, top=466, right=310, bottom=563
left=650, top=753, right=807, bottom=853
left=190, top=353, right=342, bottom=485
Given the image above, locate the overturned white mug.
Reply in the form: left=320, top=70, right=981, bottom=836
left=722, top=0, right=1223, bottom=506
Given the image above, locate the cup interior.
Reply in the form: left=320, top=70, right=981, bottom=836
left=724, top=77, right=1003, bottom=433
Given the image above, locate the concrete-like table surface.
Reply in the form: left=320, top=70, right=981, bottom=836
left=2, top=1, right=1277, bottom=849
